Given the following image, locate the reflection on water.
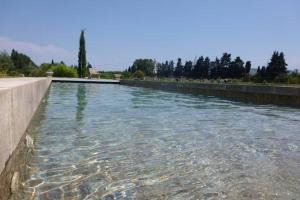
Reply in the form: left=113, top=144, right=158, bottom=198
left=76, top=84, right=87, bottom=122
left=19, top=83, right=300, bottom=199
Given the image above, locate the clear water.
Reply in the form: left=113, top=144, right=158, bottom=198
left=19, top=83, right=300, bottom=200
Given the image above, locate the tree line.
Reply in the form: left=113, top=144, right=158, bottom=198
left=0, top=49, right=37, bottom=76
left=126, top=51, right=294, bottom=82
left=255, top=51, right=287, bottom=81
left=0, top=39, right=297, bottom=83
left=0, top=30, right=90, bottom=78
left=0, top=49, right=78, bottom=77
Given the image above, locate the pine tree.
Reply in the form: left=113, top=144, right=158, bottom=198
left=202, top=57, right=210, bottom=78
left=184, top=61, right=193, bottom=78
left=261, top=66, right=266, bottom=78
left=174, top=58, right=183, bottom=77
left=266, top=51, right=287, bottom=80
left=229, top=57, right=244, bottom=78
left=210, top=57, right=220, bottom=79
left=168, top=60, right=174, bottom=77
left=194, top=56, right=204, bottom=78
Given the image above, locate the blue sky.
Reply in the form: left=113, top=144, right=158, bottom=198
left=0, top=0, right=299, bottom=71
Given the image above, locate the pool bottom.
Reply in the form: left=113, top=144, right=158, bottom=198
left=0, top=134, right=30, bottom=200
left=18, top=83, right=300, bottom=199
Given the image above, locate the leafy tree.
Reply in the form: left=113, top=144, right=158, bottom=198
left=130, top=59, right=155, bottom=76
left=133, top=70, right=145, bottom=79
left=127, top=50, right=289, bottom=82
left=131, top=65, right=137, bottom=72
left=29, top=62, right=78, bottom=77
left=10, top=49, right=37, bottom=75
left=52, top=64, right=78, bottom=77
left=78, top=30, right=88, bottom=78
left=11, top=49, right=36, bottom=69
left=0, top=52, right=14, bottom=73
left=40, top=63, right=53, bottom=72
left=30, top=68, right=47, bottom=77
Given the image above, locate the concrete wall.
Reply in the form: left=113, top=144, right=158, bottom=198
left=120, top=80, right=300, bottom=107
left=0, top=78, right=51, bottom=176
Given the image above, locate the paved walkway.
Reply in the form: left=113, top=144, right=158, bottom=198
left=0, top=77, right=49, bottom=89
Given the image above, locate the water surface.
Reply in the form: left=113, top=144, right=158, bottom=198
left=20, top=83, right=300, bottom=199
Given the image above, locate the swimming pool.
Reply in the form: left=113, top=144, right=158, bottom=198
left=19, top=82, right=300, bottom=199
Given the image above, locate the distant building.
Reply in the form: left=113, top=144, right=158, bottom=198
left=46, top=70, right=54, bottom=77
left=89, top=67, right=100, bottom=79
left=114, top=74, right=122, bottom=80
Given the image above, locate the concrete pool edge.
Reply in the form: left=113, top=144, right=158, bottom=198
left=0, top=78, right=51, bottom=200
left=120, top=80, right=300, bottom=107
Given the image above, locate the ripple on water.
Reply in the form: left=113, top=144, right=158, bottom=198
left=18, top=83, right=300, bottom=199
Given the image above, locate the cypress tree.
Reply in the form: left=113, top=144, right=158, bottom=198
left=203, top=57, right=210, bottom=78
left=174, top=58, right=183, bottom=77
left=194, top=56, right=204, bottom=78
left=78, top=30, right=87, bottom=78
left=245, top=61, right=251, bottom=74
left=184, top=61, right=193, bottom=78
left=168, top=60, right=174, bottom=77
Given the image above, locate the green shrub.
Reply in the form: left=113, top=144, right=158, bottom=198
left=100, top=71, right=115, bottom=79
left=7, top=70, right=21, bottom=77
left=0, top=71, right=7, bottom=77
left=52, top=64, right=78, bottom=77
left=242, top=75, right=250, bottom=82
left=30, top=68, right=47, bottom=77
left=289, top=75, right=300, bottom=84
left=133, top=70, right=145, bottom=79
left=40, top=63, right=53, bottom=72
left=21, top=64, right=37, bottom=76
left=0, top=52, right=14, bottom=73
left=274, top=74, right=288, bottom=83
left=121, top=72, right=131, bottom=79
left=250, top=75, right=263, bottom=83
